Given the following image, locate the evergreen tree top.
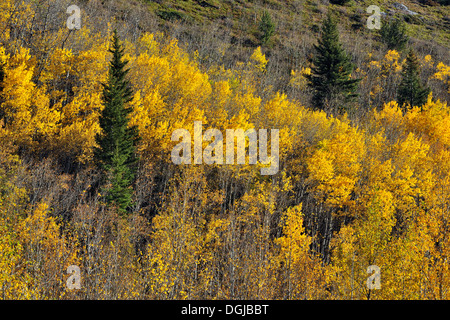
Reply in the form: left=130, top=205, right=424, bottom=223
left=307, top=12, right=360, bottom=115
left=103, top=30, right=133, bottom=105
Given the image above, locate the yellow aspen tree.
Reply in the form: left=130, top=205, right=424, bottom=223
left=432, top=62, right=450, bottom=93
left=53, top=38, right=109, bottom=162
left=17, top=202, right=79, bottom=299
left=0, top=142, right=31, bottom=299
left=273, top=204, right=326, bottom=299
left=306, top=119, right=365, bottom=211
left=0, top=47, right=58, bottom=149
left=143, top=166, right=209, bottom=299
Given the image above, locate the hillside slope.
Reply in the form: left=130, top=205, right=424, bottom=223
left=106, top=0, right=450, bottom=105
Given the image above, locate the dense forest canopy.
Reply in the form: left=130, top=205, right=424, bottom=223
left=0, top=0, right=449, bottom=299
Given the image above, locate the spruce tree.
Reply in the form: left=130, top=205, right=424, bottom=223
left=397, top=49, right=430, bottom=109
left=259, top=10, right=275, bottom=45
left=307, top=12, right=360, bottom=115
left=94, top=30, right=139, bottom=214
left=380, top=18, right=409, bottom=51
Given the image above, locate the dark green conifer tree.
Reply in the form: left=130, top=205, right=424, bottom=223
left=94, top=30, right=139, bottom=214
left=307, top=12, right=360, bottom=115
left=0, top=60, right=5, bottom=123
left=0, top=60, right=4, bottom=92
left=397, top=49, right=430, bottom=110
